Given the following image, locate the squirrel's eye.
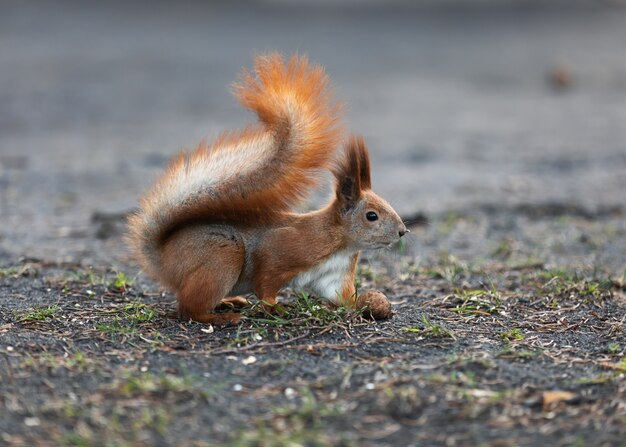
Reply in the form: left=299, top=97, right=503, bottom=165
left=366, top=211, right=378, bottom=222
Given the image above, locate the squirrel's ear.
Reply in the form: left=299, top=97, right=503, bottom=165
left=334, top=137, right=362, bottom=211
left=353, top=135, right=372, bottom=190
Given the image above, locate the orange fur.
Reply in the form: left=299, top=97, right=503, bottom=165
left=340, top=253, right=359, bottom=305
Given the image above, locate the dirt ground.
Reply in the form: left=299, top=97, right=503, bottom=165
left=1, top=207, right=625, bottom=446
left=1, top=1, right=626, bottom=446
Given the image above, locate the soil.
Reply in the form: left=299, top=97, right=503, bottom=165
left=1, top=207, right=625, bottom=447
left=1, top=2, right=625, bottom=446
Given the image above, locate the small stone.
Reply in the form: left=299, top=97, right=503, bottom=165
left=284, top=387, right=296, bottom=399
left=24, top=417, right=40, bottom=427
left=242, top=356, right=257, bottom=365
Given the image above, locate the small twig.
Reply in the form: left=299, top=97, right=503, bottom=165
left=208, top=332, right=311, bottom=355
left=290, top=342, right=357, bottom=351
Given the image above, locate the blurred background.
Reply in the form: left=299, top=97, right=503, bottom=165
left=1, top=0, right=626, bottom=267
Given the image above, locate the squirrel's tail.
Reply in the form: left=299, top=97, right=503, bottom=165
left=233, top=53, right=343, bottom=170
left=128, top=53, right=343, bottom=277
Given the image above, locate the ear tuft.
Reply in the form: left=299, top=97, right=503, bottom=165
left=333, top=135, right=365, bottom=211
left=351, top=135, right=371, bottom=190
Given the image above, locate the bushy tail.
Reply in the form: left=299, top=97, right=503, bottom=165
left=233, top=53, right=343, bottom=169
left=128, top=53, right=343, bottom=276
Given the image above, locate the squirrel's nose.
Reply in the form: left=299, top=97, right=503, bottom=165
left=399, top=227, right=409, bottom=237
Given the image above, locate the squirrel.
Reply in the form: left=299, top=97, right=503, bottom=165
left=127, top=53, right=408, bottom=325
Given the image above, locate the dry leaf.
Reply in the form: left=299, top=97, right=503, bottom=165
left=542, top=391, right=577, bottom=409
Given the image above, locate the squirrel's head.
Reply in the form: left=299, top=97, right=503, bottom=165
left=333, top=135, right=408, bottom=249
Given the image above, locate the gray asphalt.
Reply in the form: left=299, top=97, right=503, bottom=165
left=1, top=1, right=626, bottom=262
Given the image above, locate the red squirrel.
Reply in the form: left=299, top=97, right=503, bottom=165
left=128, top=53, right=407, bottom=324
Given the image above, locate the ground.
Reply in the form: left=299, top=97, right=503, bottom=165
left=1, top=207, right=625, bottom=446
left=1, top=1, right=626, bottom=446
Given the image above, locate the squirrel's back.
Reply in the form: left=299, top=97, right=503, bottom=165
left=128, top=53, right=343, bottom=277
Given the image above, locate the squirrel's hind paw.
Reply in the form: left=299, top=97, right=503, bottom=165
left=216, top=296, right=250, bottom=310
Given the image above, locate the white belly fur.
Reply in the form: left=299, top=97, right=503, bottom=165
left=288, top=250, right=355, bottom=303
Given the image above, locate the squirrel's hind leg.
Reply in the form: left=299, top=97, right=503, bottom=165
left=161, top=227, right=245, bottom=325
left=176, top=261, right=245, bottom=325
